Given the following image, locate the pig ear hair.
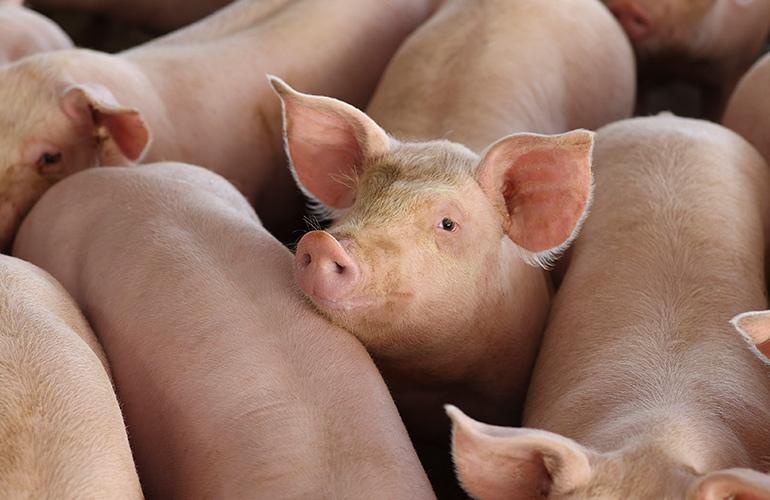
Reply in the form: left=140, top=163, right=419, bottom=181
left=446, top=405, right=593, bottom=499
left=475, top=130, right=594, bottom=269
left=692, top=468, right=770, bottom=500
left=268, top=75, right=391, bottom=212
left=60, top=83, right=152, bottom=164
left=731, top=310, right=770, bottom=363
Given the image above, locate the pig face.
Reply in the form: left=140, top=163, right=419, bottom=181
left=447, top=405, right=770, bottom=500
left=0, top=58, right=150, bottom=249
left=603, top=0, right=718, bottom=58
left=270, top=77, right=593, bottom=356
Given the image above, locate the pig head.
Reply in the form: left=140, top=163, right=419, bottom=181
left=270, top=76, right=593, bottom=392
left=0, top=59, right=150, bottom=249
left=603, top=0, right=770, bottom=86
left=446, top=405, right=770, bottom=500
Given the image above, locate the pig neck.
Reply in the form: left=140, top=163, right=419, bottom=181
left=378, top=238, right=552, bottom=427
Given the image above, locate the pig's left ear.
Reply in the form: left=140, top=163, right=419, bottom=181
left=690, top=468, right=770, bottom=500
left=269, top=75, right=391, bottom=210
left=731, top=310, right=770, bottom=359
left=60, top=83, right=152, bottom=165
left=446, top=405, right=594, bottom=499
left=476, top=129, right=594, bottom=267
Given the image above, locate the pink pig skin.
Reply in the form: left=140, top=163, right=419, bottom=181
left=0, top=1, right=72, bottom=65
left=12, top=163, right=435, bottom=499
left=276, top=0, right=634, bottom=496
left=723, top=52, right=770, bottom=274
left=603, top=0, right=770, bottom=117
left=449, top=115, right=770, bottom=499
left=0, top=0, right=441, bottom=249
left=0, top=255, right=141, bottom=498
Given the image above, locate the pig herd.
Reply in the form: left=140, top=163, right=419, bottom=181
left=2, top=0, right=770, bottom=498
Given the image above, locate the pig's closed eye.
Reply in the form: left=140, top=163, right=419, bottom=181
left=37, top=152, right=62, bottom=167
left=440, top=217, right=458, bottom=232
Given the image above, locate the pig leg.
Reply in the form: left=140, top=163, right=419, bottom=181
left=13, top=163, right=435, bottom=499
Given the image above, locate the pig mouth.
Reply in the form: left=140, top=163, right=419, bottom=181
left=309, top=294, right=376, bottom=312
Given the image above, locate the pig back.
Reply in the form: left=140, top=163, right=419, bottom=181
left=524, top=116, right=770, bottom=465
left=366, top=0, right=635, bottom=152
left=0, top=255, right=141, bottom=498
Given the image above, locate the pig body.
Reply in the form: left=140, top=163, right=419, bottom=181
left=367, top=0, right=635, bottom=149
left=274, top=0, right=633, bottom=494
left=0, top=0, right=440, bottom=248
left=0, top=1, right=72, bottom=65
left=449, top=115, right=770, bottom=499
left=723, top=52, right=770, bottom=273
left=280, top=0, right=632, bottom=437
left=13, top=163, right=434, bottom=499
left=0, top=255, right=141, bottom=498
left=603, top=0, right=770, bottom=117
left=724, top=53, right=770, bottom=164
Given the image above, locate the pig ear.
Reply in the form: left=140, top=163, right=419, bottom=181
left=268, top=75, right=391, bottom=210
left=731, top=310, right=770, bottom=360
left=0, top=0, right=24, bottom=6
left=476, top=130, right=594, bottom=268
left=60, top=83, right=151, bottom=165
left=446, top=405, right=593, bottom=499
left=692, top=468, right=770, bottom=500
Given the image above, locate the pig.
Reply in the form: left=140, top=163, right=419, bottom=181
left=724, top=53, right=770, bottom=163
left=603, top=0, right=770, bottom=117
left=13, top=163, right=435, bottom=499
left=448, top=115, right=770, bottom=499
left=0, top=0, right=72, bottom=65
left=0, top=254, right=141, bottom=497
left=271, top=0, right=634, bottom=493
left=0, top=0, right=441, bottom=249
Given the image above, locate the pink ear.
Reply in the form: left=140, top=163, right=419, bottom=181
left=60, top=84, right=151, bottom=164
left=693, top=468, right=770, bottom=500
left=269, top=75, right=390, bottom=209
left=446, top=405, right=593, bottom=499
left=476, top=130, right=594, bottom=261
left=732, top=311, right=770, bottom=358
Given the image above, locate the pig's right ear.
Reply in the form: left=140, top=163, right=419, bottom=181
left=268, top=75, right=391, bottom=209
left=446, top=405, right=593, bottom=499
left=731, top=310, right=770, bottom=360
left=476, top=130, right=594, bottom=268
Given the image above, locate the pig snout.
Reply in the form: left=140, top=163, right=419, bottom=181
left=609, top=1, right=653, bottom=41
left=295, top=231, right=361, bottom=304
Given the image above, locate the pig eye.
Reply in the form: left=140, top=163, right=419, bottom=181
left=37, top=152, right=62, bottom=168
left=440, top=217, right=458, bottom=232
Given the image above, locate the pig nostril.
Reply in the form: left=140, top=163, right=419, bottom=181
left=334, top=262, right=345, bottom=274
left=302, top=253, right=312, bottom=267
